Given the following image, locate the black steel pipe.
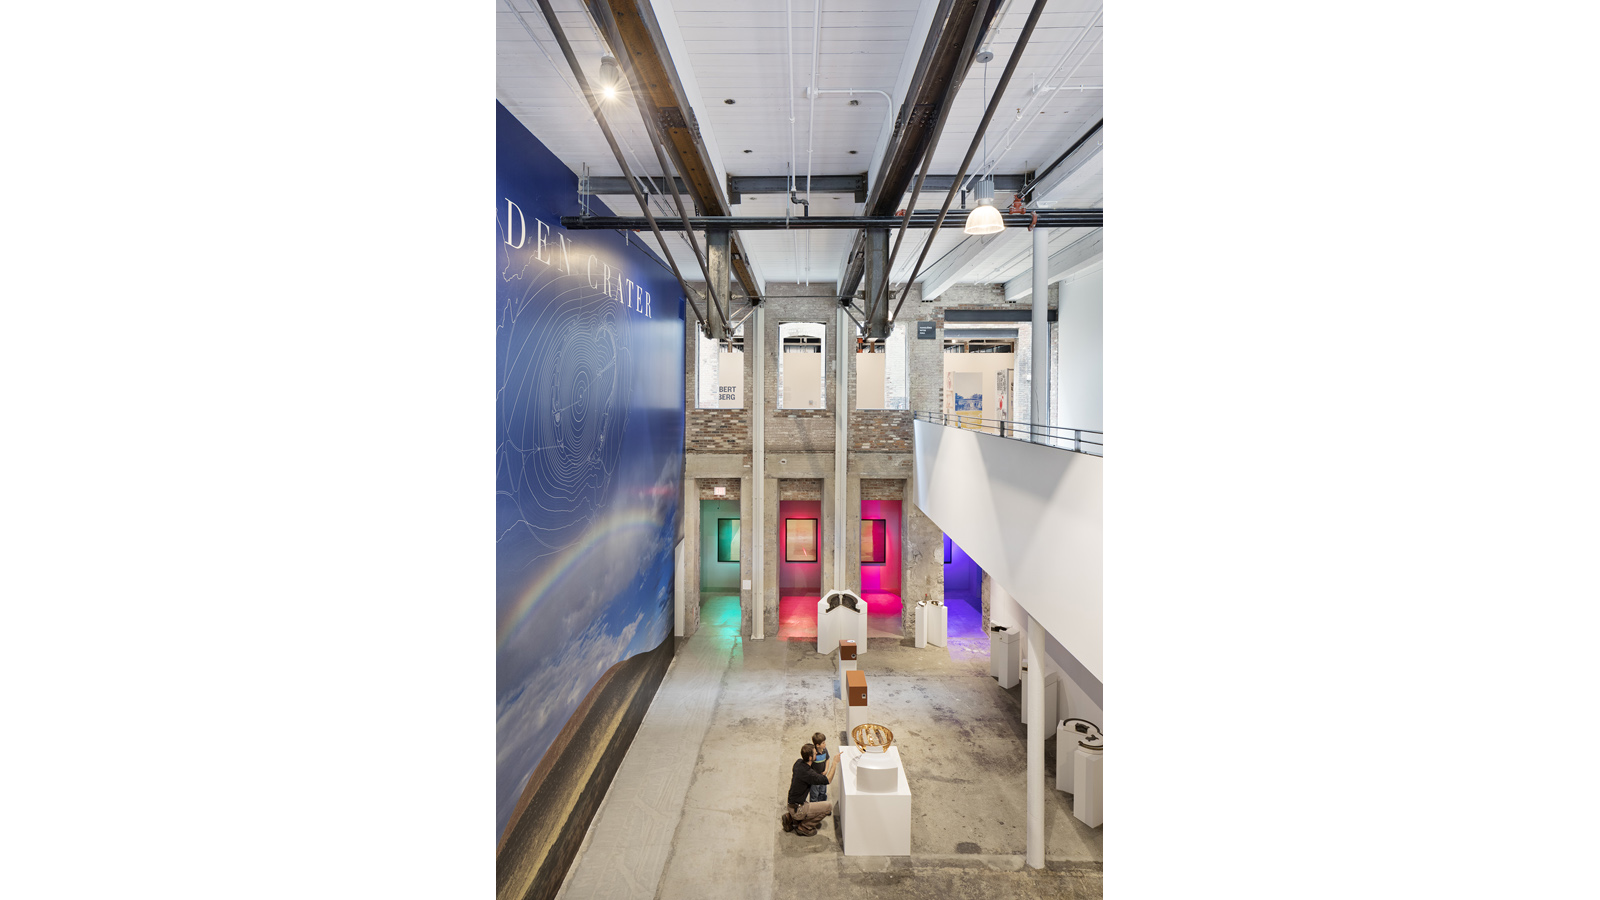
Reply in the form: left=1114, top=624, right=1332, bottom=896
left=559, top=211, right=1102, bottom=231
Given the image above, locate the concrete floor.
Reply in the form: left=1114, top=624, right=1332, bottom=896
left=556, top=593, right=1101, bottom=900
left=777, top=592, right=905, bottom=639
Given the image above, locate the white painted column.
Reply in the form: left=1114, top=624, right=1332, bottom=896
left=1031, top=226, right=1050, bottom=444
left=751, top=305, right=766, bottom=640
left=834, top=306, right=849, bottom=590
left=1026, top=613, right=1046, bottom=869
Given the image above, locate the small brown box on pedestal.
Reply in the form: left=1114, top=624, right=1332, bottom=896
left=838, top=639, right=857, bottom=661
left=845, top=669, right=868, bottom=706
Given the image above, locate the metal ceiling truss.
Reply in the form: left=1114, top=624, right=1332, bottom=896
left=581, top=174, right=1031, bottom=203
left=560, top=210, right=1101, bottom=231
left=884, top=0, right=1054, bottom=330
left=835, top=0, right=1007, bottom=335
left=527, top=0, right=714, bottom=333
left=586, top=0, right=763, bottom=311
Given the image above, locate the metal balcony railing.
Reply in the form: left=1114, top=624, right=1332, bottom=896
left=913, top=410, right=1103, bottom=456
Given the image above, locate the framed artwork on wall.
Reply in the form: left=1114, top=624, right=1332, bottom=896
left=944, top=535, right=953, bottom=564
left=785, top=518, right=818, bottom=562
left=861, top=519, right=887, bottom=564
left=716, top=518, right=741, bottom=562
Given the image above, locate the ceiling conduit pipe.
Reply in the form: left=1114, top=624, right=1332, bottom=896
left=963, top=7, right=1098, bottom=180
left=787, top=0, right=798, bottom=279
left=865, top=0, right=999, bottom=333
left=963, top=11, right=1103, bottom=194
left=805, top=0, right=821, bottom=284
left=887, top=0, right=1050, bottom=328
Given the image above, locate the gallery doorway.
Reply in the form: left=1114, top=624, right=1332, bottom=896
left=942, top=534, right=984, bottom=639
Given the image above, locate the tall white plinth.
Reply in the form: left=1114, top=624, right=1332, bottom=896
left=914, top=603, right=928, bottom=648
left=828, top=604, right=867, bottom=651
left=1072, top=747, right=1103, bottom=828
left=846, top=703, right=873, bottom=739
left=990, top=627, right=1020, bottom=689
left=927, top=603, right=947, bottom=647
left=1020, top=668, right=1059, bottom=726
left=838, top=746, right=911, bottom=856
left=1055, top=721, right=1076, bottom=794
left=816, top=598, right=835, bottom=654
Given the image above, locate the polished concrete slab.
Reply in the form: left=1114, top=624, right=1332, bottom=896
left=555, top=592, right=1101, bottom=900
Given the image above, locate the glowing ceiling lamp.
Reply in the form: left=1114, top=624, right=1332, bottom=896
left=964, top=176, right=1004, bottom=235
left=597, top=55, right=621, bottom=100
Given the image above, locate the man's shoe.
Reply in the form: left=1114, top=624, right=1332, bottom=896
left=781, top=813, right=796, bottom=833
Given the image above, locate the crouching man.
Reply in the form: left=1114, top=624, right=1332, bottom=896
left=782, top=743, right=833, bottom=836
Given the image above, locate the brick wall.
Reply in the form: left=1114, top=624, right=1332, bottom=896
left=861, top=478, right=903, bottom=501
left=696, top=477, right=741, bottom=500
left=761, top=286, right=840, bottom=453
left=686, top=409, right=750, bottom=452
left=778, top=478, right=823, bottom=501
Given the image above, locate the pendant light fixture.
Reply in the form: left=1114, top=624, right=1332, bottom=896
left=597, top=55, right=621, bottom=100
left=964, top=61, right=1005, bottom=236
left=964, top=176, right=1004, bottom=234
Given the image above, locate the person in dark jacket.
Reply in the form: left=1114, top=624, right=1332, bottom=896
left=783, top=743, right=833, bottom=836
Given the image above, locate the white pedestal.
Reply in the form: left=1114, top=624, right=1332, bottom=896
left=838, top=746, right=911, bottom=856
left=913, top=604, right=928, bottom=648
left=837, top=605, right=868, bottom=650
left=820, top=594, right=868, bottom=655
left=836, top=655, right=857, bottom=679
left=846, top=703, right=872, bottom=739
left=1055, top=721, right=1075, bottom=794
left=1020, top=668, right=1059, bottom=726
left=923, top=603, right=946, bottom=647
left=990, top=627, right=1019, bottom=689
left=1072, top=747, right=1102, bottom=828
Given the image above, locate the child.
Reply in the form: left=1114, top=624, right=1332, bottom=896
left=808, top=731, right=837, bottom=802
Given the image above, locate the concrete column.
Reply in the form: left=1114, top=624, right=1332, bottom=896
left=834, top=306, right=849, bottom=589
left=820, top=474, right=835, bottom=596
left=1026, top=613, right=1046, bottom=868
left=1031, top=226, right=1049, bottom=443
left=846, top=473, right=863, bottom=595
left=750, top=305, right=765, bottom=640
left=679, top=480, right=698, bottom=637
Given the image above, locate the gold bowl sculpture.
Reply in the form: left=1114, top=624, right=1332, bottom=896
left=851, top=723, right=894, bottom=752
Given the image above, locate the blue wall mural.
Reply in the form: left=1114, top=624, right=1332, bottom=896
left=495, top=102, right=684, bottom=860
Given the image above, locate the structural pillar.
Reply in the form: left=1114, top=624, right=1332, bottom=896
left=750, top=303, right=765, bottom=640
left=1031, top=225, right=1049, bottom=442
left=1026, top=613, right=1046, bottom=868
left=834, top=305, right=849, bottom=590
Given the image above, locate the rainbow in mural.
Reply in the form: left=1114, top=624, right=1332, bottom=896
left=495, top=102, right=684, bottom=848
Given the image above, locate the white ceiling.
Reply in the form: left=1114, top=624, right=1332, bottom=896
left=496, top=0, right=1102, bottom=290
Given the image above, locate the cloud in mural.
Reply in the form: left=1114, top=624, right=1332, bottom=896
left=495, top=610, right=645, bottom=831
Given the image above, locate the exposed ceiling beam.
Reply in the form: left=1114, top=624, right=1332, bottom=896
left=588, top=0, right=763, bottom=299
left=918, top=131, right=1103, bottom=300
left=1003, top=228, right=1103, bottom=302
left=561, top=210, right=1102, bottom=231
left=1023, top=120, right=1103, bottom=203
left=835, top=0, right=1006, bottom=307
left=582, top=173, right=1030, bottom=201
